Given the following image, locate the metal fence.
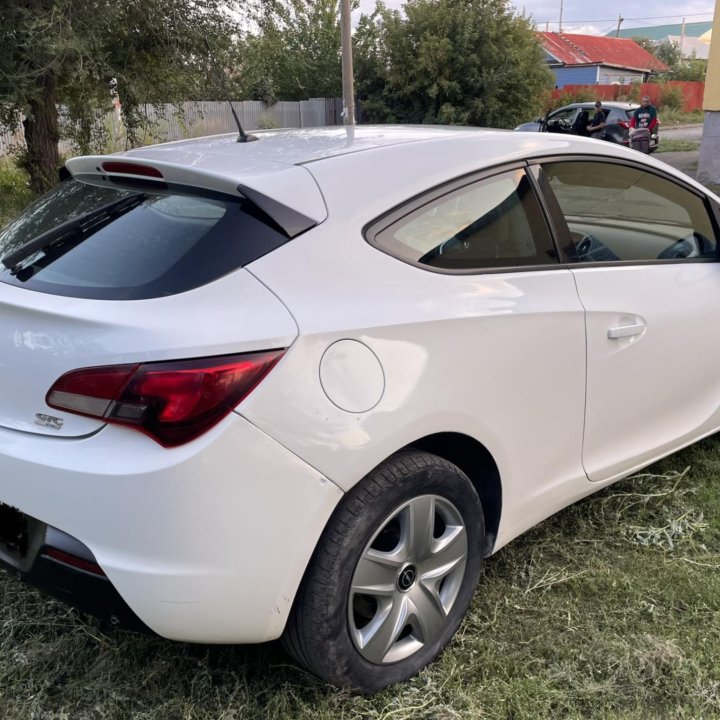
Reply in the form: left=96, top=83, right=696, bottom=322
left=0, top=98, right=344, bottom=156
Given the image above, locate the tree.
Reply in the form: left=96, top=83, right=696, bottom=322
left=654, top=39, right=683, bottom=68
left=631, top=36, right=657, bottom=54
left=354, top=0, right=553, bottom=128
left=637, top=37, right=707, bottom=83
left=235, top=0, right=353, bottom=103
left=0, top=1, right=242, bottom=194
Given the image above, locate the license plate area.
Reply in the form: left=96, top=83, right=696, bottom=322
left=0, top=502, right=29, bottom=556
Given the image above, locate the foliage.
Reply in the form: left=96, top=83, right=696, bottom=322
left=234, top=0, right=354, bottom=104
left=0, top=160, right=32, bottom=230
left=642, top=38, right=707, bottom=83
left=654, top=39, right=683, bottom=68
left=631, top=36, right=656, bottom=54
left=614, top=82, right=642, bottom=104
left=659, top=108, right=704, bottom=125
left=673, top=57, right=708, bottom=82
left=0, top=1, right=243, bottom=193
left=659, top=83, right=685, bottom=111
left=545, top=88, right=596, bottom=112
left=354, top=0, right=553, bottom=128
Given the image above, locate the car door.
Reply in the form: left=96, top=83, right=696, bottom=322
left=536, top=158, right=720, bottom=481
left=544, top=106, right=580, bottom=135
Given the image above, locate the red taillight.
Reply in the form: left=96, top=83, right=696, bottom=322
left=618, top=120, right=630, bottom=129
left=46, top=351, right=285, bottom=447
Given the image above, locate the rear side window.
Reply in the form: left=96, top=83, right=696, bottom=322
left=370, top=168, right=557, bottom=271
left=0, top=179, right=289, bottom=300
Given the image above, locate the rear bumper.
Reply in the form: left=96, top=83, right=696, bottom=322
left=0, top=517, right=149, bottom=631
left=0, top=414, right=343, bottom=643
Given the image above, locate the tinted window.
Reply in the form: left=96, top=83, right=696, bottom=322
left=543, top=161, right=718, bottom=263
left=549, top=107, right=578, bottom=122
left=0, top=179, right=289, bottom=299
left=372, top=169, right=557, bottom=270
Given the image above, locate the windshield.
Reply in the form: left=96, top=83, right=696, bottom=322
left=0, top=179, right=290, bottom=300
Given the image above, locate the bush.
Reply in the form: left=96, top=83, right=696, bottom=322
left=555, top=89, right=596, bottom=108
left=0, top=158, right=34, bottom=228
left=659, top=84, right=685, bottom=111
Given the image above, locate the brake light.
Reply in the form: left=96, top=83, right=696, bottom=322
left=46, top=351, right=285, bottom=447
left=618, top=121, right=630, bottom=129
left=101, top=162, right=163, bottom=178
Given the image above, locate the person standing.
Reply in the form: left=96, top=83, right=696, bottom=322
left=629, top=96, right=658, bottom=153
left=630, top=96, right=658, bottom=132
left=587, top=101, right=607, bottom=138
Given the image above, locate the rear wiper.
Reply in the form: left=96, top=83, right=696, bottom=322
left=1, top=193, right=146, bottom=273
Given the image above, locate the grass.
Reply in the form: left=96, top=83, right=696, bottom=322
left=658, top=109, right=704, bottom=126
left=1, top=158, right=720, bottom=719
left=1, top=442, right=719, bottom=719
left=656, top=140, right=701, bottom=154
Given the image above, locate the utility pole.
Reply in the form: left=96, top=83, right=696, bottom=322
left=697, top=0, right=720, bottom=185
left=340, top=0, right=355, bottom=125
left=558, top=0, right=563, bottom=32
left=615, top=14, right=624, bottom=38
left=680, top=17, right=686, bottom=58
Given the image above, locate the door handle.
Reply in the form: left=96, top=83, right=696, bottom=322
left=607, top=323, right=645, bottom=339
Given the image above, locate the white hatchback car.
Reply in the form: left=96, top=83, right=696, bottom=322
left=0, top=126, right=719, bottom=692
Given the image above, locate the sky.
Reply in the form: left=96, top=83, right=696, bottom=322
left=355, top=0, right=716, bottom=36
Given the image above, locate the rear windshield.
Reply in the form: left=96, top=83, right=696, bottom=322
left=0, top=179, right=289, bottom=300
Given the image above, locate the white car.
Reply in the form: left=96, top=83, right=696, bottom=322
left=0, top=126, right=719, bottom=692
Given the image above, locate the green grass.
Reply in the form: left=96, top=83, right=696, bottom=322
left=658, top=109, right=704, bottom=126
left=1, top=440, right=719, bottom=720
left=656, top=140, right=702, bottom=153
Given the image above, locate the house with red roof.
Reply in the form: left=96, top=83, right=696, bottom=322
left=538, top=32, right=669, bottom=88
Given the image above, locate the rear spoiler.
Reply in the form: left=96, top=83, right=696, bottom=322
left=65, top=156, right=327, bottom=238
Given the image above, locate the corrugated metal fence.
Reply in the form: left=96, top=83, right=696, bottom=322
left=552, top=81, right=705, bottom=113
left=0, top=98, right=343, bottom=156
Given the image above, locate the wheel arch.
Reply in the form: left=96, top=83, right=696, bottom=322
left=404, top=432, right=502, bottom=557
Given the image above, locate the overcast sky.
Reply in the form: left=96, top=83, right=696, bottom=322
left=355, top=0, right=716, bottom=36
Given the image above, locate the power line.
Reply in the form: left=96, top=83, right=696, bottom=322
left=534, top=11, right=714, bottom=25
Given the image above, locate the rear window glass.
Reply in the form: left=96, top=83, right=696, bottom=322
left=0, top=179, right=289, bottom=300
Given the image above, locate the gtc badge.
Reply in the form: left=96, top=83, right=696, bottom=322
left=34, top=413, right=64, bottom=430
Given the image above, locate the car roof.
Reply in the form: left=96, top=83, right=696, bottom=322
left=66, top=125, right=711, bottom=237
left=69, top=124, right=635, bottom=178
left=560, top=102, right=639, bottom=110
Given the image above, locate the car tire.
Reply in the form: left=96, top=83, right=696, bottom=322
left=282, top=450, right=485, bottom=692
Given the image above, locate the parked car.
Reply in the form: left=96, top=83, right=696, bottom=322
left=0, top=126, right=718, bottom=692
left=515, top=101, right=660, bottom=152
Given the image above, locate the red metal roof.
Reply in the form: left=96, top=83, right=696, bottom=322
left=538, top=32, right=668, bottom=72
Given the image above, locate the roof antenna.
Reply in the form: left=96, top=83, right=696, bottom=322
left=205, top=40, right=257, bottom=143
